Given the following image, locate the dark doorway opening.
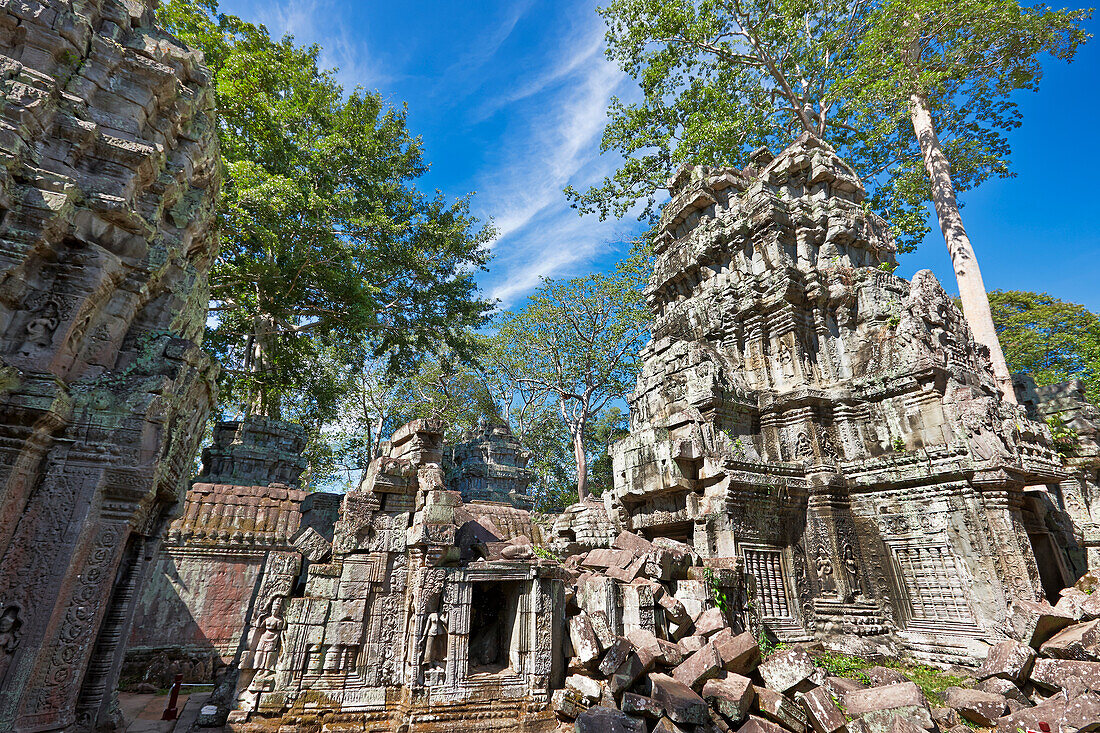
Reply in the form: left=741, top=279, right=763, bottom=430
left=469, top=580, right=522, bottom=674
left=1029, top=532, right=1070, bottom=602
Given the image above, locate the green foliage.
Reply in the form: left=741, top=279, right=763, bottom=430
left=703, top=567, right=731, bottom=614
left=1047, top=415, right=1081, bottom=459
left=574, top=0, right=1090, bottom=252
left=989, top=290, right=1100, bottom=405
left=159, top=0, right=493, bottom=423
left=532, top=545, right=563, bottom=562
left=491, top=252, right=649, bottom=500
left=813, top=651, right=872, bottom=685
left=892, top=436, right=905, bottom=452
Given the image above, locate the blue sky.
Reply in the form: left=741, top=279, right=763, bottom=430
left=221, top=0, right=1100, bottom=312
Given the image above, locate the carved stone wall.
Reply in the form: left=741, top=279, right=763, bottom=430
left=0, top=1, right=219, bottom=729
left=229, top=420, right=566, bottom=732
left=606, top=133, right=1074, bottom=664
left=1016, top=375, right=1100, bottom=572
left=445, top=422, right=536, bottom=508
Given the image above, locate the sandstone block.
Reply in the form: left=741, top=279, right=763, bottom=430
left=865, top=666, right=907, bottom=687
left=759, top=647, right=817, bottom=694
left=943, top=686, right=1006, bottom=727
left=842, top=682, right=932, bottom=732
left=1039, top=618, right=1100, bottom=661
left=614, top=530, right=655, bottom=557
left=679, top=635, right=707, bottom=655
left=627, top=628, right=683, bottom=667
left=930, top=706, right=961, bottom=730
left=754, top=686, right=809, bottom=733
left=1008, top=600, right=1077, bottom=648
left=566, top=673, right=603, bottom=703
left=599, top=637, right=635, bottom=676
left=589, top=610, right=616, bottom=650
left=1030, top=657, right=1100, bottom=693
left=695, top=607, right=729, bottom=637
left=798, top=686, right=846, bottom=733
left=570, top=613, right=602, bottom=667
left=713, top=631, right=761, bottom=675
left=994, top=691, right=1066, bottom=733
left=552, top=688, right=587, bottom=720
left=610, top=647, right=658, bottom=696
left=737, top=716, right=789, bottom=733
left=573, top=706, right=646, bottom=733
left=650, top=672, right=710, bottom=725
left=672, top=640, right=724, bottom=689
left=621, top=692, right=663, bottom=718
left=977, top=640, right=1036, bottom=682
left=702, top=673, right=755, bottom=724
left=975, top=677, right=1028, bottom=706
left=825, top=676, right=867, bottom=696
left=653, top=716, right=692, bottom=733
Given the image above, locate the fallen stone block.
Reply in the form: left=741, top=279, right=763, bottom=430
left=702, top=673, right=755, bottom=724
left=621, top=691, right=663, bottom=719
left=650, top=672, right=710, bottom=726
left=978, top=639, right=1036, bottom=682
left=653, top=716, right=691, bottom=733
left=994, top=691, right=1066, bottom=733
left=614, top=530, right=655, bottom=557
left=658, top=590, right=690, bottom=622
left=627, top=628, right=684, bottom=667
left=679, top=635, right=707, bottom=655
left=1039, top=618, right=1100, bottom=661
left=759, top=647, right=817, bottom=694
left=610, top=646, right=658, bottom=696
left=824, top=676, right=867, bottom=696
left=943, top=686, right=1007, bottom=727
left=1063, top=691, right=1100, bottom=730
left=573, top=705, right=646, bottom=733
left=1030, top=657, right=1100, bottom=694
left=887, top=717, right=926, bottom=733
left=599, top=637, right=636, bottom=677
left=736, top=715, right=789, bottom=733
left=695, top=607, right=730, bottom=637
left=842, top=682, right=933, bottom=732
left=713, top=631, right=761, bottom=675
left=1008, top=600, right=1077, bottom=648
left=1081, top=592, right=1100, bottom=620
left=930, top=706, right=961, bottom=730
left=552, top=688, right=587, bottom=720
left=589, top=610, right=615, bottom=650
left=865, top=666, right=908, bottom=687
left=570, top=613, right=602, bottom=667
left=798, top=685, right=846, bottom=733
left=975, top=677, right=1029, bottom=706
left=673, top=640, right=724, bottom=689
left=754, top=686, right=809, bottom=733
left=566, top=673, right=603, bottom=703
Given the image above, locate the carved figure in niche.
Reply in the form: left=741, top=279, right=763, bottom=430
left=819, top=429, right=840, bottom=460
left=795, top=431, right=814, bottom=459
left=17, top=301, right=60, bottom=357
left=842, top=544, right=861, bottom=600
left=963, top=412, right=1010, bottom=463
left=253, top=600, right=285, bottom=675
left=815, top=548, right=837, bottom=596
left=0, top=603, right=22, bottom=682
left=778, top=338, right=795, bottom=376
left=418, top=610, right=448, bottom=684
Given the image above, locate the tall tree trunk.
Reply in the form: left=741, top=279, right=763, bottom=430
left=908, top=91, right=1017, bottom=404
left=573, top=427, right=589, bottom=502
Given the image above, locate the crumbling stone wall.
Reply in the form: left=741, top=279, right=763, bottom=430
left=0, top=1, right=218, bottom=729
left=445, top=421, right=536, bottom=508
left=605, top=133, right=1074, bottom=665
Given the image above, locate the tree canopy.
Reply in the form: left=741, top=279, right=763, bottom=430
left=572, top=0, right=1089, bottom=252
left=159, top=0, right=494, bottom=423
left=989, top=291, right=1100, bottom=405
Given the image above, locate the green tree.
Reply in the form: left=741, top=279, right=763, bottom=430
left=989, top=291, right=1100, bottom=405
left=576, top=0, right=1087, bottom=403
left=159, top=0, right=493, bottom=421
left=844, top=0, right=1090, bottom=401
left=493, top=259, right=648, bottom=501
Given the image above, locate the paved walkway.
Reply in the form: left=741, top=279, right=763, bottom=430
left=116, top=691, right=210, bottom=733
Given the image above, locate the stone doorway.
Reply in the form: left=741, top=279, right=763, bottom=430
left=468, top=580, right=522, bottom=675
left=1029, top=531, right=1070, bottom=602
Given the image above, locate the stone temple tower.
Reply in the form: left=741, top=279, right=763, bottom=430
left=608, top=133, right=1074, bottom=664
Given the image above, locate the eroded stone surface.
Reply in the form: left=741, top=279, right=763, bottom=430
left=0, top=1, right=219, bottom=729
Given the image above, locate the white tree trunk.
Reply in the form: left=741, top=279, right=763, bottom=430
left=909, top=92, right=1017, bottom=403
left=573, top=428, right=589, bottom=502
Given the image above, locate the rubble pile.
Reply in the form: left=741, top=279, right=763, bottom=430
left=548, top=532, right=1100, bottom=733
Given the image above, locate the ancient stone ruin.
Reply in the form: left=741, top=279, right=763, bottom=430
left=0, top=0, right=219, bottom=730
left=604, top=133, right=1074, bottom=664
left=124, top=417, right=342, bottom=690
left=445, top=421, right=537, bottom=508
left=226, top=419, right=567, bottom=730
